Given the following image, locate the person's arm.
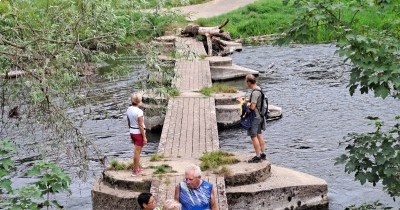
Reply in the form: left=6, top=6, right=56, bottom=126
left=249, top=92, right=257, bottom=111
left=127, top=117, right=131, bottom=128
left=138, top=116, right=147, bottom=145
left=210, top=186, right=217, bottom=210
left=249, top=102, right=257, bottom=111
left=174, top=184, right=180, bottom=202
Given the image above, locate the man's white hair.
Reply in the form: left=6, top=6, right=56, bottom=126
left=185, top=164, right=202, bottom=177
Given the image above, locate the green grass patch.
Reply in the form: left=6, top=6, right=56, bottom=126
left=200, top=151, right=240, bottom=171
left=110, top=160, right=126, bottom=171
left=150, top=164, right=177, bottom=174
left=150, top=153, right=165, bottom=162
left=212, top=83, right=237, bottom=93
left=196, top=0, right=295, bottom=39
left=167, top=87, right=180, bottom=97
left=196, top=0, right=399, bottom=43
left=199, top=84, right=237, bottom=96
left=199, top=87, right=213, bottom=96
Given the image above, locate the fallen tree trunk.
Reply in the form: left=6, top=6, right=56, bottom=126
left=181, top=19, right=232, bottom=56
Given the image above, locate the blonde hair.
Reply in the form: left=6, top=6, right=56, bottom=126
left=162, top=199, right=181, bottom=210
left=130, top=92, right=142, bottom=106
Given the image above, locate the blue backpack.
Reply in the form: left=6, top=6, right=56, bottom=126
left=240, top=102, right=255, bottom=130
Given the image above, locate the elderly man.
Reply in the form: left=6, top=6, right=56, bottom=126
left=174, top=165, right=217, bottom=210
left=245, top=74, right=266, bottom=163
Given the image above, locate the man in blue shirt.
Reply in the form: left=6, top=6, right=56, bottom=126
left=174, top=165, right=217, bottom=210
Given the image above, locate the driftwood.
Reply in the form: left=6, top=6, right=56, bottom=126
left=181, top=19, right=240, bottom=56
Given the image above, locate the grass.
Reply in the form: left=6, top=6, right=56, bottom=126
left=200, top=87, right=213, bottom=96
left=150, top=153, right=165, bottom=162
left=199, top=151, right=240, bottom=171
left=199, top=84, right=237, bottom=96
left=196, top=0, right=295, bottom=39
left=167, top=87, right=180, bottom=97
left=150, top=164, right=177, bottom=174
left=109, top=160, right=133, bottom=171
left=195, top=0, right=399, bottom=43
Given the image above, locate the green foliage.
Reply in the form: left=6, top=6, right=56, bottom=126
left=199, top=151, right=240, bottom=171
left=197, top=0, right=295, bottom=38
left=199, top=87, right=213, bottom=96
left=0, top=0, right=188, bottom=182
left=335, top=116, right=400, bottom=197
left=345, top=201, right=392, bottom=210
left=150, top=154, right=165, bottom=162
left=277, top=0, right=400, bottom=99
left=0, top=139, right=15, bottom=194
left=150, top=164, right=177, bottom=174
left=211, top=83, right=238, bottom=93
left=167, top=87, right=180, bottom=97
left=0, top=139, right=71, bottom=209
left=199, top=84, right=238, bottom=96
left=109, top=160, right=128, bottom=170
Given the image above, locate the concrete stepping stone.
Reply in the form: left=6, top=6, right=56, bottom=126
left=226, top=165, right=328, bottom=210
left=223, top=153, right=272, bottom=187
left=211, top=64, right=259, bottom=81
left=205, top=56, right=233, bottom=66
left=92, top=178, right=142, bottom=210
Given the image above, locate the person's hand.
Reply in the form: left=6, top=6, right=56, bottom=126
left=143, top=137, right=148, bottom=145
left=236, top=96, right=245, bottom=102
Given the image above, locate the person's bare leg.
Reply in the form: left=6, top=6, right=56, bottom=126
left=257, top=134, right=265, bottom=153
left=251, top=136, right=260, bottom=156
left=133, top=145, right=142, bottom=172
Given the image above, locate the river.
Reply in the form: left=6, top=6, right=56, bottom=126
left=6, top=44, right=400, bottom=209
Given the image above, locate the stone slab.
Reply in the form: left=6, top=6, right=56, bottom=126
left=226, top=165, right=328, bottom=210
left=214, top=92, right=245, bottom=105
left=205, top=56, right=233, bottom=66
left=211, top=64, right=259, bottom=81
left=92, top=179, right=142, bottom=210
left=224, top=153, right=271, bottom=187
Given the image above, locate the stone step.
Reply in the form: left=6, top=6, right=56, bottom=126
left=226, top=165, right=328, bottom=210
left=211, top=64, right=259, bottom=81
left=215, top=104, right=241, bottom=128
left=214, top=92, right=245, bottom=105
left=224, top=153, right=271, bottom=187
left=215, top=104, right=283, bottom=128
left=92, top=178, right=142, bottom=210
left=205, top=56, right=233, bottom=66
left=103, top=170, right=152, bottom=192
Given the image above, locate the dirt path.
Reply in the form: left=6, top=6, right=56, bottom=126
left=175, top=0, right=259, bottom=21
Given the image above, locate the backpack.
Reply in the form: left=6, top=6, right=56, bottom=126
left=240, top=101, right=255, bottom=130
left=250, top=89, right=269, bottom=120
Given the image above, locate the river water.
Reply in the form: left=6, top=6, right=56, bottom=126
left=7, top=44, right=400, bottom=209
